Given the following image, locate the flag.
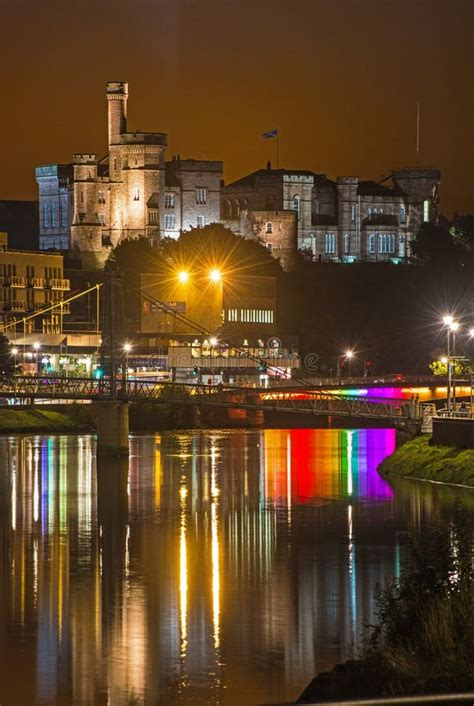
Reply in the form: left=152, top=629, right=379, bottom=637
left=262, top=129, right=278, bottom=139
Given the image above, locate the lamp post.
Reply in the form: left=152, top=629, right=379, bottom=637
left=442, top=316, right=455, bottom=415
left=210, top=337, right=218, bottom=385
left=345, top=349, right=354, bottom=379
left=450, top=322, right=459, bottom=413
left=123, top=343, right=132, bottom=389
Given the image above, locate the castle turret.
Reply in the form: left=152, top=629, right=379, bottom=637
left=336, top=177, right=358, bottom=260
left=107, top=81, right=128, bottom=147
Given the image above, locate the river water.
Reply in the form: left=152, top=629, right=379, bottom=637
left=0, top=428, right=472, bottom=706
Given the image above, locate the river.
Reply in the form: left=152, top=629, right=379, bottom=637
left=0, top=428, right=472, bottom=705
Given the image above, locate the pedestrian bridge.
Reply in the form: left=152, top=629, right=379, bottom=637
left=0, top=375, right=421, bottom=423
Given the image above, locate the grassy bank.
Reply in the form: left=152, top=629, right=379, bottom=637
left=379, top=435, right=474, bottom=487
left=0, top=408, right=87, bottom=433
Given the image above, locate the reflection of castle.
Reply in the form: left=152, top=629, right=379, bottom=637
left=0, top=429, right=442, bottom=705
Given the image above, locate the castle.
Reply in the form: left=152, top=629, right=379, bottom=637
left=36, top=82, right=441, bottom=270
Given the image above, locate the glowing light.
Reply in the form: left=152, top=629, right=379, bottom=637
left=210, top=336, right=218, bottom=347
left=209, top=269, right=221, bottom=282
left=440, top=357, right=448, bottom=364
left=345, top=349, right=354, bottom=359
left=177, top=270, right=189, bottom=283
left=442, top=315, right=454, bottom=326
left=123, top=342, right=132, bottom=353
left=11, top=347, right=18, bottom=356
left=450, top=321, right=459, bottom=332
left=33, top=342, right=41, bottom=351
left=469, top=328, right=474, bottom=338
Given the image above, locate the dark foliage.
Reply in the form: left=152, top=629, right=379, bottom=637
left=0, top=334, right=15, bottom=378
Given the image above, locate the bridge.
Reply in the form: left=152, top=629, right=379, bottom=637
left=0, top=375, right=422, bottom=454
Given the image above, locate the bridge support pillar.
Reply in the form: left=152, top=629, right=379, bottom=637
left=96, top=401, right=129, bottom=456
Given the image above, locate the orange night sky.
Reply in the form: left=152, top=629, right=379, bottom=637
left=1, top=0, right=473, bottom=215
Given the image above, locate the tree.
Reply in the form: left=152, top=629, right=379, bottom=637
left=411, top=221, right=473, bottom=268
left=0, top=334, right=15, bottom=379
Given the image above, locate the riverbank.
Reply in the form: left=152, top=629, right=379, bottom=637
left=379, top=435, right=474, bottom=487
left=0, top=407, right=93, bottom=433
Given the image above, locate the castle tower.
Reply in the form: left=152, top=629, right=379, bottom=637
left=107, top=82, right=128, bottom=146
left=336, top=177, right=358, bottom=260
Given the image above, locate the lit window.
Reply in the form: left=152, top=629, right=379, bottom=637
left=196, top=188, right=207, bottom=205
left=148, top=210, right=158, bottom=225
left=292, top=195, right=301, bottom=220
left=344, top=233, right=349, bottom=254
left=399, top=206, right=406, bottom=224
left=325, top=233, right=336, bottom=254
left=164, top=214, right=175, bottom=229
left=423, top=199, right=429, bottom=222
left=367, top=207, right=372, bottom=217
left=351, top=205, right=356, bottom=222
left=50, top=204, right=56, bottom=227
left=98, top=213, right=105, bottom=225
left=42, top=203, right=49, bottom=228
left=265, top=222, right=273, bottom=234
left=133, top=187, right=140, bottom=201
left=165, top=193, right=175, bottom=209
left=98, top=191, right=106, bottom=204
left=197, top=215, right=205, bottom=228
left=369, top=233, right=375, bottom=254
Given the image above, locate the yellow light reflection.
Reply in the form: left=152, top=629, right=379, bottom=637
left=179, top=484, right=188, bottom=658
left=210, top=443, right=221, bottom=650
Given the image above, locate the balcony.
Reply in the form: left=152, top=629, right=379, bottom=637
left=47, top=278, right=70, bottom=290
left=10, top=276, right=26, bottom=288
left=28, top=277, right=46, bottom=289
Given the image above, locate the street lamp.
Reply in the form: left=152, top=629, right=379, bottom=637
left=178, top=270, right=189, bottom=283
left=442, top=316, right=459, bottom=415
left=209, top=269, right=221, bottom=283
left=123, top=343, right=132, bottom=385
left=33, top=342, right=41, bottom=376
left=345, top=349, right=354, bottom=378
left=210, top=337, right=218, bottom=384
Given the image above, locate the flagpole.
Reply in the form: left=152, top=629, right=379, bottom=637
left=416, top=101, right=420, bottom=163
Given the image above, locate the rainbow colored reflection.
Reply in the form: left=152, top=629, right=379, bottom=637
left=262, top=428, right=395, bottom=503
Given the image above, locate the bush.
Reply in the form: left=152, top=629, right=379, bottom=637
left=363, top=503, right=474, bottom=693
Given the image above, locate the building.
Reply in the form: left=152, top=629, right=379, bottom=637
left=139, top=270, right=299, bottom=382
left=222, top=163, right=441, bottom=263
left=0, top=232, right=70, bottom=336
left=36, top=82, right=223, bottom=269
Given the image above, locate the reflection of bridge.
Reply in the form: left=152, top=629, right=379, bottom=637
left=0, top=376, right=422, bottom=454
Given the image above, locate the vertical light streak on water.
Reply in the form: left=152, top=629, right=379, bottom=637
left=125, top=524, right=130, bottom=586
left=47, top=438, right=56, bottom=534
left=11, top=461, right=16, bottom=531
left=347, top=431, right=354, bottom=497
left=287, top=432, right=292, bottom=527
left=179, top=483, right=188, bottom=660
left=59, top=437, right=67, bottom=534
left=33, top=446, right=40, bottom=524
left=33, top=538, right=38, bottom=608
left=348, top=503, right=357, bottom=638
left=210, top=442, right=220, bottom=651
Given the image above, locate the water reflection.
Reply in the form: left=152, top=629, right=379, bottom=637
left=0, top=428, right=472, bottom=705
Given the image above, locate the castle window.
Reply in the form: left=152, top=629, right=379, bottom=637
left=265, top=222, right=273, bottom=234
left=369, top=233, right=375, bottom=254
left=98, top=214, right=105, bottom=226
left=252, top=223, right=259, bottom=235
left=367, top=207, right=372, bottom=217
left=197, top=215, right=205, bottom=228
left=351, top=205, right=356, bottom=222
left=266, top=243, right=273, bottom=252
left=164, top=214, right=175, bottom=229
left=344, top=233, right=350, bottom=254
left=292, top=195, right=301, bottom=220
left=133, top=187, right=140, bottom=201
left=196, top=188, right=207, bottom=205
left=148, top=210, right=158, bottom=225
left=399, top=235, right=405, bottom=257
left=98, top=191, right=106, bottom=204
left=324, top=233, right=336, bottom=254
left=423, top=199, right=429, bottom=222
left=42, top=203, right=49, bottom=228
left=80, top=191, right=84, bottom=204
left=50, top=204, right=56, bottom=227
left=399, top=206, right=406, bottom=224
left=165, top=193, right=175, bottom=209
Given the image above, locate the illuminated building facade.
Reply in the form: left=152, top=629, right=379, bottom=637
left=222, top=164, right=441, bottom=263
left=36, top=82, right=223, bottom=269
left=0, top=232, right=70, bottom=334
